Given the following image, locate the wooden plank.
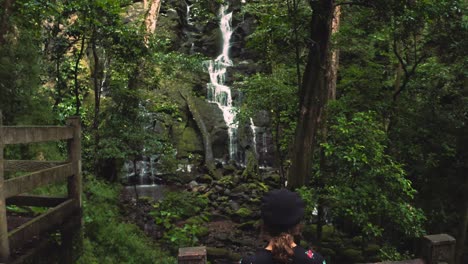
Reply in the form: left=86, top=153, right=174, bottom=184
left=5, top=160, right=67, bottom=172
left=178, top=246, right=207, bottom=264
left=6, top=195, right=66, bottom=207
left=2, top=126, right=74, bottom=145
left=8, top=199, right=78, bottom=251
left=4, top=164, right=72, bottom=199
left=66, top=117, right=82, bottom=207
left=0, top=111, right=11, bottom=262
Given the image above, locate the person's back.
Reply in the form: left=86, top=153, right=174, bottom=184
left=240, top=245, right=325, bottom=264
left=239, top=189, right=326, bottom=264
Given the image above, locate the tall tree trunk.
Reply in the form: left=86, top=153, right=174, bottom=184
left=91, top=31, right=101, bottom=175
left=287, top=0, right=302, bottom=89
left=317, top=4, right=341, bottom=243
left=144, top=0, right=161, bottom=45
left=74, top=34, right=86, bottom=116
left=0, top=0, right=15, bottom=45
left=288, top=0, right=334, bottom=189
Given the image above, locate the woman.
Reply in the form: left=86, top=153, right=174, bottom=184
left=240, top=189, right=326, bottom=264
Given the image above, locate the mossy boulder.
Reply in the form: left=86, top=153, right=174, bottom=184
left=364, top=244, right=380, bottom=256
left=319, top=247, right=336, bottom=258
left=177, top=126, right=203, bottom=157
left=235, top=207, right=253, bottom=218
left=231, top=183, right=249, bottom=194
left=342, top=248, right=364, bottom=263
left=351, top=236, right=364, bottom=247
left=198, top=174, right=213, bottom=183
left=207, top=247, right=241, bottom=261
left=218, top=176, right=235, bottom=187
left=242, top=150, right=259, bottom=180
left=238, top=220, right=260, bottom=231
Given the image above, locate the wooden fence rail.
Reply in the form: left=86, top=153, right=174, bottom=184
left=0, top=111, right=81, bottom=263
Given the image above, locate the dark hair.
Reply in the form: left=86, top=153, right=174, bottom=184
left=262, top=223, right=302, bottom=263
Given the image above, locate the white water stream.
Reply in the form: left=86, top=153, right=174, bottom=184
left=205, top=4, right=238, bottom=161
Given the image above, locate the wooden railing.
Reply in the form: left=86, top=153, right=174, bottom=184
left=0, top=111, right=81, bottom=262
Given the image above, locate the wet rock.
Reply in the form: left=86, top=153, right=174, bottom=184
left=189, top=180, right=199, bottom=189
left=229, top=200, right=240, bottom=211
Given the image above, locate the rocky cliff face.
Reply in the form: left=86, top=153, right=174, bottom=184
left=127, top=0, right=276, bottom=182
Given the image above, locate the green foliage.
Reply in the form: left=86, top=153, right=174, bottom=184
left=237, top=65, right=298, bottom=173
left=150, top=191, right=209, bottom=253
left=319, top=107, right=426, bottom=239
left=296, top=186, right=317, bottom=223
left=78, top=176, right=175, bottom=263
left=242, top=0, right=310, bottom=67
left=378, top=244, right=413, bottom=261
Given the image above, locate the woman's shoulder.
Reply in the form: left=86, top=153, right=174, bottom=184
left=293, top=245, right=327, bottom=264
left=239, top=249, right=271, bottom=264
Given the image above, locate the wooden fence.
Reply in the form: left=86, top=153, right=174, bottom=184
left=0, top=112, right=81, bottom=262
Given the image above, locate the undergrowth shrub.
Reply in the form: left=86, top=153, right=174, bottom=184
left=78, top=176, right=175, bottom=264
left=150, top=191, right=209, bottom=253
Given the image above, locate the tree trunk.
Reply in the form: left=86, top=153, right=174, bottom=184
left=144, top=0, right=161, bottom=45
left=91, top=31, right=102, bottom=175
left=0, top=0, right=15, bottom=45
left=288, top=0, right=334, bottom=189
left=317, top=4, right=340, bottom=243
left=74, top=34, right=86, bottom=116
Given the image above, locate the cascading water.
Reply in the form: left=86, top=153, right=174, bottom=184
left=185, top=0, right=194, bottom=25
left=249, top=118, right=258, bottom=156
left=205, top=4, right=238, bottom=161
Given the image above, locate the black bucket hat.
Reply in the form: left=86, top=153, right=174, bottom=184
left=261, top=189, right=305, bottom=231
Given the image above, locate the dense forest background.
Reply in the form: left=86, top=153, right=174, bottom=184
left=0, top=0, right=467, bottom=263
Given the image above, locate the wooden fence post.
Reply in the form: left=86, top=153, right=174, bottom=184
left=66, top=116, right=82, bottom=208
left=0, top=111, right=11, bottom=262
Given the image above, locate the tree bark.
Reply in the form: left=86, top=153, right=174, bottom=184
left=317, top=4, right=341, bottom=242
left=73, top=34, right=86, bottom=116
left=0, top=0, right=15, bottom=45
left=91, top=30, right=102, bottom=175
left=144, top=0, right=161, bottom=45
left=288, top=0, right=335, bottom=189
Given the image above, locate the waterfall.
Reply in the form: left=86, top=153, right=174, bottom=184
left=205, top=4, right=238, bottom=161
left=185, top=0, right=193, bottom=25
left=250, top=118, right=258, bottom=156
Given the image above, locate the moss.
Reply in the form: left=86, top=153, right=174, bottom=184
left=322, top=225, right=334, bottom=237
left=320, top=247, right=336, bottom=258
left=177, top=126, right=203, bottom=157
left=364, top=244, right=380, bottom=256
left=198, top=174, right=214, bottom=183
left=207, top=247, right=241, bottom=261
left=238, top=220, right=258, bottom=230
left=342, top=248, right=364, bottom=263
left=302, top=224, right=317, bottom=241
left=231, top=183, right=249, bottom=194
left=235, top=207, right=253, bottom=218
left=351, top=236, right=363, bottom=246
left=218, top=175, right=235, bottom=187
left=242, top=150, right=259, bottom=180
